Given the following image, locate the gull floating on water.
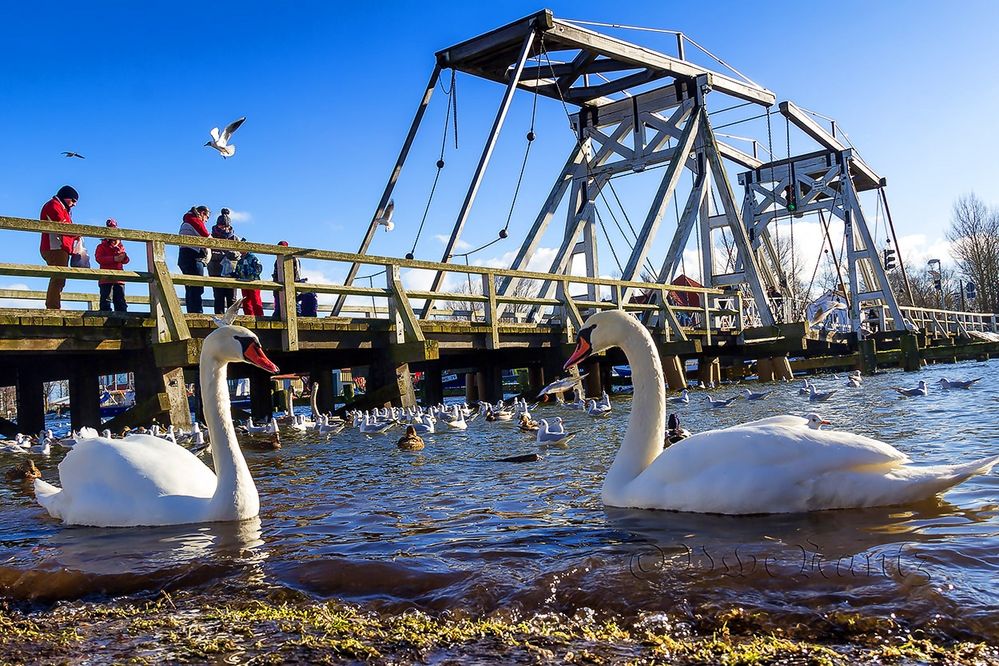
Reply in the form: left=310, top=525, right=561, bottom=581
left=936, top=377, right=981, bottom=390
left=205, top=116, right=246, bottom=158
left=808, top=385, right=838, bottom=402
left=806, top=413, right=831, bottom=430
left=797, top=380, right=813, bottom=396
left=61, top=151, right=85, bottom=159
left=894, top=380, right=928, bottom=397
left=743, top=388, right=771, bottom=401
left=374, top=200, right=395, bottom=232
left=666, top=389, right=689, bottom=404
left=705, top=395, right=740, bottom=408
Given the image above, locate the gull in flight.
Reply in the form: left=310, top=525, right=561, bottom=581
left=374, top=200, right=395, bottom=232
left=205, top=116, right=246, bottom=158
left=537, top=373, right=588, bottom=398
left=61, top=151, right=85, bottom=159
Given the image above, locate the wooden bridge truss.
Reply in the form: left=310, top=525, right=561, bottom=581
left=336, top=8, right=924, bottom=338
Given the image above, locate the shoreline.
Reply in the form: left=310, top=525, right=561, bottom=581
left=3, top=592, right=997, bottom=665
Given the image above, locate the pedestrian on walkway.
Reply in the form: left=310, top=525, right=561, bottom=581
left=207, top=208, right=239, bottom=313
left=234, top=250, right=264, bottom=316
left=178, top=205, right=211, bottom=313
left=95, top=219, right=129, bottom=312
left=39, top=185, right=80, bottom=309
left=271, top=240, right=302, bottom=319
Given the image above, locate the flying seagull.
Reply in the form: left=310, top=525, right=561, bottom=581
left=61, top=151, right=85, bottom=159
left=374, top=200, right=395, bottom=232
left=205, top=116, right=246, bottom=158
left=537, top=373, right=588, bottom=398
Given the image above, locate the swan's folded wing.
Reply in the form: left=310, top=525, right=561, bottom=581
left=58, top=437, right=218, bottom=501
left=655, top=421, right=909, bottom=485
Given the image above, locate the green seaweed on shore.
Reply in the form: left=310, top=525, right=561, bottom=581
left=1, top=596, right=998, bottom=665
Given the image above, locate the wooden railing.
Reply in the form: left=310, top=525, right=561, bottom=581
left=0, top=216, right=742, bottom=351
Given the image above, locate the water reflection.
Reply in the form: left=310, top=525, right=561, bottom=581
left=0, top=359, right=996, bottom=637
left=0, top=517, right=264, bottom=601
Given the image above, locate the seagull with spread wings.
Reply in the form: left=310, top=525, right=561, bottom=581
left=62, top=151, right=85, bottom=159
left=205, top=116, right=246, bottom=158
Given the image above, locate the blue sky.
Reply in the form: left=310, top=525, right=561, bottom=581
left=3, top=1, right=998, bottom=304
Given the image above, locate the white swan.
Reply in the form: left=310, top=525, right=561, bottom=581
left=33, top=301, right=280, bottom=527
left=564, top=310, right=999, bottom=515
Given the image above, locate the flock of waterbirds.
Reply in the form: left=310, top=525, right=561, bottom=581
left=3, top=306, right=995, bottom=526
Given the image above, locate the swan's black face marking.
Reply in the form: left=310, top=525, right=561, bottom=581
left=235, top=335, right=280, bottom=374
left=564, top=325, right=595, bottom=370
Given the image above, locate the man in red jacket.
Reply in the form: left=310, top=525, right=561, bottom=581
left=95, top=219, right=129, bottom=312
left=39, top=185, right=80, bottom=309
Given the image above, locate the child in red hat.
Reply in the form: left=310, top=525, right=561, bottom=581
left=94, top=219, right=129, bottom=312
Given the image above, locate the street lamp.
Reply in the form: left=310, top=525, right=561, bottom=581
left=927, top=259, right=942, bottom=308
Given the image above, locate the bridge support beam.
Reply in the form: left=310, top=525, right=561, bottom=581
left=16, top=372, right=45, bottom=435
left=465, top=372, right=479, bottom=404
left=857, top=338, right=877, bottom=375
left=900, top=333, right=922, bottom=372
left=756, top=357, right=774, bottom=382
left=421, top=363, right=444, bottom=406
left=662, top=355, right=686, bottom=391
left=311, top=367, right=335, bottom=415
left=369, top=353, right=417, bottom=409
left=698, top=357, right=721, bottom=387
left=249, top=371, right=274, bottom=420
left=69, top=369, right=101, bottom=432
left=527, top=365, right=545, bottom=399
left=771, top=356, right=793, bottom=381
left=476, top=366, right=503, bottom=405
left=583, top=361, right=603, bottom=398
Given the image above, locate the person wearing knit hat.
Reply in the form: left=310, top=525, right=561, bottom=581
left=39, top=185, right=81, bottom=309
left=95, top=219, right=130, bottom=312
left=207, top=208, right=239, bottom=313
left=271, top=240, right=304, bottom=319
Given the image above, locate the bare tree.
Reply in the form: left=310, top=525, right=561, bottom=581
left=946, top=193, right=999, bottom=313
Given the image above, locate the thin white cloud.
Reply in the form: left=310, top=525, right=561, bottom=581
left=433, top=234, right=471, bottom=251
left=228, top=210, right=252, bottom=223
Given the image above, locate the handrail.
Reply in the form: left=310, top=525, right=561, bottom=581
left=0, top=215, right=744, bottom=349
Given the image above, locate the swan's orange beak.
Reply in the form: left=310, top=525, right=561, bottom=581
left=564, top=325, right=594, bottom=370
left=240, top=338, right=279, bottom=374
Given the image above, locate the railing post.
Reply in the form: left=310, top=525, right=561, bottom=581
left=556, top=280, right=583, bottom=344
left=146, top=240, right=190, bottom=342
left=736, top=293, right=745, bottom=332
left=386, top=265, right=424, bottom=344
left=278, top=254, right=299, bottom=352
left=657, top=285, right=687, bottom=342
left=481, top=272, right=499, bottom=350
left=703, top=292, right=712, bottom=347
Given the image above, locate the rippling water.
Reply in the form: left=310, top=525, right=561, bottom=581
left=2, top=359, right=998, bottom=641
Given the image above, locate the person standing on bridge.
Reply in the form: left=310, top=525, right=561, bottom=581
left=39, top=185, right=80, bottom=309
left=178, top=205, right=211, bottom=313
left=234, top=249, right=264, bottom=316
left=94, top=219, right=129, bottom=312
left=207, top=208, right=239, bottom=314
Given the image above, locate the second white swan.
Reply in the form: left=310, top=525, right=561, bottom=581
left=564, top=310, right=998, bottom=515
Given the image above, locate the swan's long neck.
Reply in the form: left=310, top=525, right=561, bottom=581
left=606, top=321, right=666, bottom=492
left=203, top=357, right=258, bottom=517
